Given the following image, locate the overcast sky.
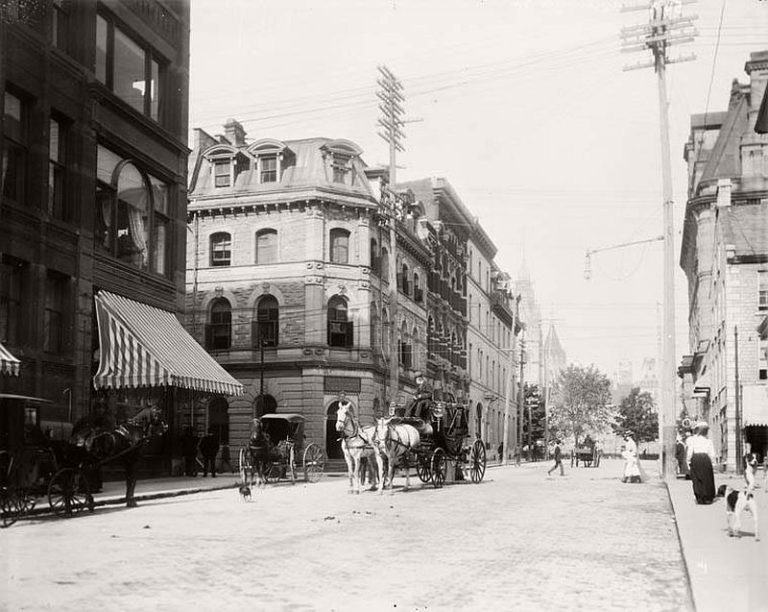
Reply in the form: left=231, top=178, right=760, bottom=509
left=188, top=0, right=768, bottom=380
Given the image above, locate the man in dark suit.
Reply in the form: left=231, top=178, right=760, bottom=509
left=199, top=427, right=220, bottom=478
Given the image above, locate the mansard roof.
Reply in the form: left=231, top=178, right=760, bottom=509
left=191, top=135, right=375, bottom=204
left=720, top=202, right=768, bottom=261
left=696, top=93, right=748, bottom=193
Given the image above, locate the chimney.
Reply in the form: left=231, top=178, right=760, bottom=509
left=224, top=119, right=246, bottom=146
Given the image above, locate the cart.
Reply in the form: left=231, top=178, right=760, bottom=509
left=238, top=414, right=325, bottom=485
left=1, top=394, right=93, bottom=527
left=570, top=443, right=601, bottom=468
left=390, top=383, right=487, bottom=489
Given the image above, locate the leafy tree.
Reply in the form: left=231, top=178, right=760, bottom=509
left=522, top=383, right=546, bottom=458
left=613, top=387, right=658, bottom=443
left=549, top=364, right=613, bottom=447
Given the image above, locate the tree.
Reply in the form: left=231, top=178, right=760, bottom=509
left=549, top=364, right=613, bottom=447
left=613, top=387, right=659, bottom=443
left=522, top=383, right=546, bottom=459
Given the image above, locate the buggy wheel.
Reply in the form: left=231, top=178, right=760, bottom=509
left=303, top=444, right=325, bottom=483
left=48, top=468, right=92, bottom=516
left=416, top=453, right=431, bottom=483
left=431, top=448, right=447, bottom=489
left=470, top=439, right=487, bottom=483
left=238, top=446, right=251, bottom=483
left=263, top=462, right=278, bottom=484
left=1, top=489, right=23, bottom=528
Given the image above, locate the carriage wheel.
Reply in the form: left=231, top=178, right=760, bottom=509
left=238, top=446, right=251, bottom=483
left=303, top=444, right=325, bottom=483
left=48, top=468, right=93, bottom=516
left=416, top=453, right=431, bottom=483
left=431, top=448, right=447, bottom=489
left=1, top=489, right=23, bottom=528
left=469, top=439, right=487, bottom=483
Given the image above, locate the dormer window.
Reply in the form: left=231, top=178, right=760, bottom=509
left=214, top=159, right=231, bottom=187
left=260, top=155, right=277, bottom=183
left=247, top=139, right=289, bottom=185
left=321, top=139, right=362, bottom=186
left=332, top=154, right=351, bottom=184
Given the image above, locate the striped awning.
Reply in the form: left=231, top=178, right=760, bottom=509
left=0, top=342, right=20, bottom=376
left=93, top=291, right=243, bottom=396
left=743, top=385, right=768, bottom=427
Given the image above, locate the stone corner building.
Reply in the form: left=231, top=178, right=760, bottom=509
left=679, top=50, right=768, bottom=471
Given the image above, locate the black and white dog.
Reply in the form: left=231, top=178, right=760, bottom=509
left=717, top=482, right=759, bottom=541
left=238, top=483, right=252, bottom=502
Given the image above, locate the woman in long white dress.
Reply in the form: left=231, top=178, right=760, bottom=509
left=621, top=431, right=643, bottom=483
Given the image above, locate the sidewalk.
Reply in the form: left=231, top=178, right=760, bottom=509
left=666, top=471, right=768, bottom=612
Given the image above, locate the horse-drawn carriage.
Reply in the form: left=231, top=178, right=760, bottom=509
left=397, top=389, right=487, bottom=488
left=570, top=438, right=601, bottom=468
left=0, top=394, right=94, bottom=527
left=0, top=393, right=167, bottom=526
left=239, top=414, right=326, bottom=485
left=335, top=379, right=487, bottom=493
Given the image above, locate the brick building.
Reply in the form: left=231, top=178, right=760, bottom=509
left=1, top=1, right=239, bottom=467
left=679, top=50, right=768, bottom=470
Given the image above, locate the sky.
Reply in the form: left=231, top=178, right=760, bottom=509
left=188, top=0, right=768, bottom=381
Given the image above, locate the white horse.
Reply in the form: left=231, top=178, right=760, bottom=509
left=374, top=417, right=420, bottom=494
left=335, top=403, right=382, bottom=494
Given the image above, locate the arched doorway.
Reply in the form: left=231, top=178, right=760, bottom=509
left=326, top=402, right=343, bottom=459
left=209, top=396, right=229, bottom=444
left=254, top=394, right=277, bottom=418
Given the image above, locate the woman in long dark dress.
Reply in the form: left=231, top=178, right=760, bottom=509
left=686, top=421, right=716, bottom=504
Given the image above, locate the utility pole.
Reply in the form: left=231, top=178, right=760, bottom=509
left=620, top=0, right=697, bottom=480
left=735, top=326, right=742, bottom=475
left=376, top=65, right=406, bottom=407
left=517, top=335, right=526, bottom=457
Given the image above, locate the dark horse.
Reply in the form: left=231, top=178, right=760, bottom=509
left=71, top=406, right=167, bottom=507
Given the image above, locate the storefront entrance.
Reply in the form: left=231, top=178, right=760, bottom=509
left=326, top=402, right=343, bottom=459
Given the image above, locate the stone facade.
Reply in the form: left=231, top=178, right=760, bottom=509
left=680, top=50, right=768, bottom=470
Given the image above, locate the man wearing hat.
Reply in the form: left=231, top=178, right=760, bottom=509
left=686, top=421, right=716, bottom=503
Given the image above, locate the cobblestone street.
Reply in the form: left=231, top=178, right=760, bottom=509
left=1, top=460, right=691, bottom=612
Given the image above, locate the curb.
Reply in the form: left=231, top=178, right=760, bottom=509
left=663, top=479, right=697, bottom=612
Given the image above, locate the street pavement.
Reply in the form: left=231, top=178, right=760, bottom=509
left=1, top=459, right=765, bottom=611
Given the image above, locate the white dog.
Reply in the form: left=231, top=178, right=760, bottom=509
left=718, top=483, right=759, bottom=541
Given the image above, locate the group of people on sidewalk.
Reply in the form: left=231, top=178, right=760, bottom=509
left=179, top=426, right=234, bottom=478
left=677, top=421, right=718, bottom=504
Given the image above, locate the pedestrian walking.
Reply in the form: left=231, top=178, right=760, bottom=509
left=621, top=431, right=644, bottom=483
left=675, top=433, right=690, bottom=478
left=686, top=421, right=716, bottom=504
left=547, top=439, right=564, bottom=477
left=498, top=442, right=504, bottom=465
left=199, top=427, right=220, bottom=478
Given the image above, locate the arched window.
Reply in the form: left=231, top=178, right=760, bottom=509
left=207, top=298, right=232, bottom=350
left=399, top=321, right=411, bottom=368
left=427, top=316, right=435, bottom=357
left=210, top=232, right=231, bottom=267
left=413, top=271, right=422, bottom=302
left=330, top=228, right=350, bottom=264
left=370, top=301, right=379, bottom=351
left=382, top=307, right=390, bottom=357
left=399, top=263, right=410, bottom=296
left=255, top=295, right=279, bottom=347
left=115, top=162, right=149, bottom=269
left=412, top=325, right=419, bottom=370
left=255, top=229, right=277, bottom=264
left=381, top=247, right=389, bottom=280
left=370, top=239, right=380, bottom=275
left=328, top=296, right=352, bottom=347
